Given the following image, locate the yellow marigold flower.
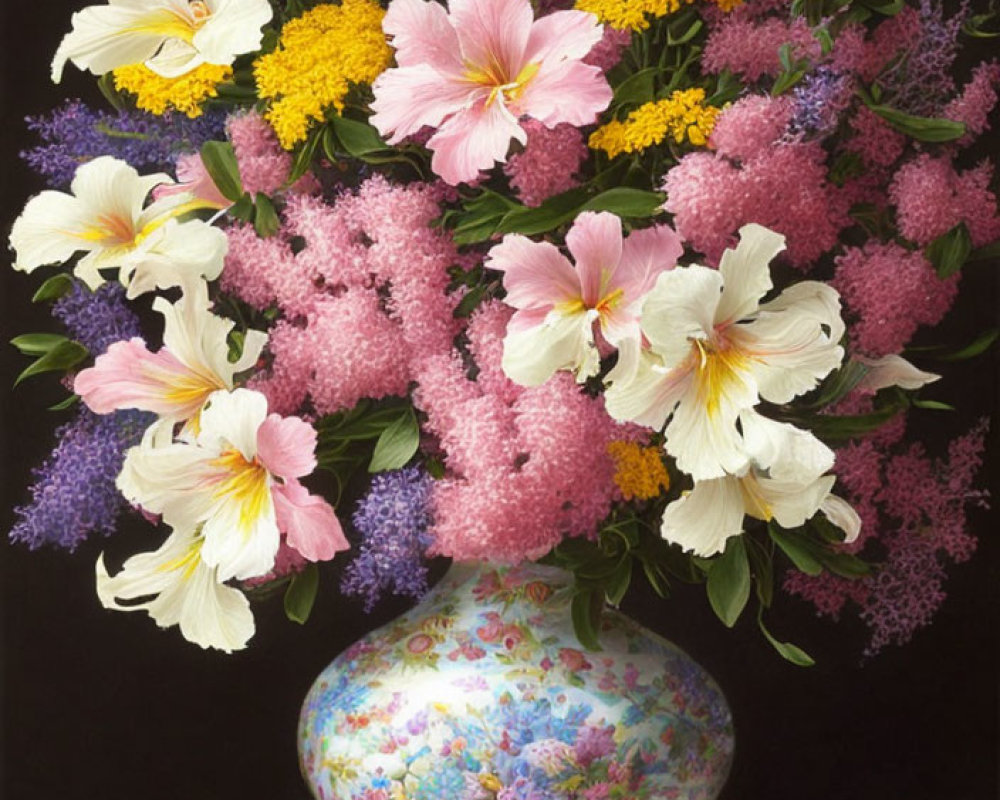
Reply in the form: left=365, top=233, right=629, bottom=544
left=589, top=88, right=719, bottom=157
left=254, top=0, right=393, bottom=149
left=607, top=441, right=670, bottom=501
left=113, top=63, right=232, bottom=118
left=575, top=0, right=690, bottom=31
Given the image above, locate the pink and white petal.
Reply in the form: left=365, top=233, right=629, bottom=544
left=598, top=305, right=641, bottom=349
left=487, top=234, right=580, bottom=309
left=660, top=477, right=747, bottom=556
left=74, top=338, right=202, bottom=418
left=370, top=64, right=480, bottom=144
left=615, top=224, right=684, bottom=300
left=427, top=101, right=526, bottom=186
left=604, top=352, right=689, bottom=430
left=737, top=313, right=843, bottom=405
left=759, top=280, right=845, bottom=345
left=154, top=284, right=234, bottom=388
left=201, top=492, right=281, bottom=581
left=524, top=9, right=604, bottom=64
left=819, top=494, right=862, bottom=543
left=565, top=212, right=623, bottom=307
left=641, top=265, right=722, bottom=367
left=515, top=60, right=612, bottom=126
left=739, top=410, right=834, bottom=482
left=382, top=0, right=463, bottom=72
left=507, top=306, right=552, bottom=335
left=665, top=368, right=755, bottom=481
left=760, top=473, right=835, bottom=531
left=117, top=441, right=218, bottom=529
left=854, top=354, right=940, bottom=392
left=502, top=309, right=597, bottom=386
left=197, top=388, right=269, bottom=461
left=256, top=414, right=318, bottom=479
left=273, top=480, right=349, bottom=562
left=714, top=223, right=784, bottom=326
left=448, top=0, right=534, bottom=77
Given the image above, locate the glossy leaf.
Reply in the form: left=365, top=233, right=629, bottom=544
left=31, top=273, right=75, bottom=303
left=10, top=333, right=70, bottom=356
left=368, top=408, right=420, bottom=472
left=14, top=340, right=89, bottom=386
left=706, top=537, right=751, bottom=628
left=571, top=588, right=604, bottom=651
left=758, top=607, right=815, bottom=666
left=926, top=223, right=971, bottom=279
left=284, top=564, right=319, bottom=625
left=253, top=193, right=281, bottom=238
left=769, top=524, right=823, bottom=576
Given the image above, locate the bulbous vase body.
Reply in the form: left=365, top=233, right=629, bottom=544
left=299, top=562, right=734, bottom=799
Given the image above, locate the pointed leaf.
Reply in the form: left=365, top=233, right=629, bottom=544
left=10, top=333, right=70, bottom=356
left=706, top=536, right=751, bottom=627
left=253, top=193, right=281, bottom=238
left=368, top=408, right=420, bottom=472
left=31, top=273, right=75, bottom=303
left=200, top=141, right=244, bottom=202
left=571, top=588, right=604, bottom=651
left=758, top=607, right=815, bottom=666
left=15, top=340, right=89, bottom=386
left=926, top=223, right=972, bottom=278
left=868, top=105, right=966, bottom=142
left=48, top=394, right=81, bottom=411
left=284, top=563, right=319, bottom=624
left=330, top=115, right=391, bottom=157
left=769, top=524, right=823, bottom=576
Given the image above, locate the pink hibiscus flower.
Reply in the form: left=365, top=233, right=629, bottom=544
left=370, top=0, right=612, bottom=185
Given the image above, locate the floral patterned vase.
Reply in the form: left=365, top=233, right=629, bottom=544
left=298, top=562, right=734, bottom=799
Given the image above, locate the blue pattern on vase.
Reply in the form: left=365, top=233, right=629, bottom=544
left=299, top=562, right=734, bottom=799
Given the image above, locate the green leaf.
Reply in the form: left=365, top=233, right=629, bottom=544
left=287, top=126, right=325, bottom=185
left=453, top=284, right=488, bottom=318
left=745, top=535, right=774, bottom=608
left=368, top=408, right=420, bottom=472
left=666, top=16, right=702, bottom=45
left=228, top=193, right=255, bottom=222
left=48, top=394, right=80, bottom=411
left=96, top=72, right=127, bottom=112
left=15, top=340, right=89, bottom=386
left=10, top=333, right=69, bottom=356
left=935, top=329, right=999, bottom=362
left=284, top=564, right=319, bottom=625
left=803, top=358, right=870, bottom=410
left=793, top=400, right=905, bottom=441
left=570, top=589, right=604, bottom=651
left=925, top=223, right=972, bottom=279
left=769, top=524, right=823, bottom=576
left=757, top=607, right=815, bottom=666
left=867, top=104, right=966, bottom=142
left=967, top=240, right=1000, bottom=263
left=911, top=399, right=955, bottom=411
left=611, top=68, right=658, bottom=109
left=860, top=0, right=904, bottom=15
left=31, top=274, right=75, bottom=303
left=329, top=115, right=391, bottom=157
left=253, top=193, right=281, bottom=238
left=581, top=187, right=663, bottom=218
left=640, top=558, right=671, bottom=598
left=604, top=558, right=633, bottom=607
left=815, top=549, right=870, bottom=579
left=200, top=141, right=244, bottom=202
left=706, top=537, right=751, bottom=628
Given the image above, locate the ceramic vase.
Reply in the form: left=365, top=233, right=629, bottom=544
left=298, top=562, right=734, bottom=799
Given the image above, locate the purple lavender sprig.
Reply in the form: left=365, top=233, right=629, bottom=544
left=21, top=99, right=226, bottom=189
left=341, top=466, right=434, bottom=610
left=9, top=407, right=154, bottom=551
left=52, top=281, right=143, bottom=357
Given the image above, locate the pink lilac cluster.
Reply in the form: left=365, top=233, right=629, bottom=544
left=664, top=95, right=846, bottom=268
left=845, top=105, right=907, bottom=169
left=223, top=176, right=461, bottom=414
left=413, top=303, right=626, bottom=562
left=832, top=242, right=959, bottom=357
left=582, top=26, right=632, bottom=72
left=702, top=9, right=821, bottom=82
left=889, top=155, right=1000, bottom=248
left=944, top=61, right=1000, bottom=145
left=504, top=120, right=588, bottom=207
left=785, top=419, right=989, bottom=653
left=227, top=111, right=319, bottom=196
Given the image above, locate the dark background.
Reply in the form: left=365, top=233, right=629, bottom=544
left=1, top=2, right=997, bottom=798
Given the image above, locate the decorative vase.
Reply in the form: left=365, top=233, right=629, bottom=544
left=298, top=562, right=734, bottom=799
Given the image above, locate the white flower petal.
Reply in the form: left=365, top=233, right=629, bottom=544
left=739, top=410, right=834, bottom=483
left=756, top=473, right=835, bottom=530
left=854, top=354, right=940, bottom=392
left=9, top=191, right=93, bottom=274
left=641, top=265, right=722, bottom=367
left=200, top=488, right=280, bottom=581
left=603, top=351, right=688, bottom=430
left=502, top=309, right=599, bottom=386
left=819, top=494, right=862, bottom=543
left=759, top=280, right=846, bottom=346
left=715, top=223, right=784, bottom=326
left=661, top=477, right=747, bottom=556
left=117, top=439, right=217, bottom=529
left=194, top=0, right=272, bottom=64
left=197, top=388, right=268, bottom=460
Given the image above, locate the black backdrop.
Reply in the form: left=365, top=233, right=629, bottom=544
left=1, top=2, right=997, bottom=798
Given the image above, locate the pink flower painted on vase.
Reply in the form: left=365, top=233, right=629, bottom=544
left=370, top=0, right=612, bottom=185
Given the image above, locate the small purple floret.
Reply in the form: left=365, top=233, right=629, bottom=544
left=52, top=282, right=143, bottom=357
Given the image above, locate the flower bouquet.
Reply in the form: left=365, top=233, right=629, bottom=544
left=3, top=0, right=997, bottom=796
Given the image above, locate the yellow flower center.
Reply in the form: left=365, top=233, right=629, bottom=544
left=210, top=449, right=272, bottom=534
left=467, top=59, right=540, bottom=108
left=691, top=335, right=750, bottom=419
left=156, top=536, right=204, bottom=581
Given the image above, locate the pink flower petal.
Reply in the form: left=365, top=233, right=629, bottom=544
left=383, top=0, right=463, bottom=73
left=449, top=0, right=533, bottom=77
left=565, top=211, right=623, bottom=307
left=427, top=102, right=527, bottom=185
left=273, top=479, right=349, bottom=562
left=486, top=234, right=580, bottom=310
left=74, top=338, right=207, bottom=418
left=515, top=59, right=612, bottom=126
left=370, top=64, right=480, bottom=145
left=256, top=413, right=317, bottom=479
left=524, top=9, right=604, bottom=64
left=615, top=224, right=684, bottom=299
